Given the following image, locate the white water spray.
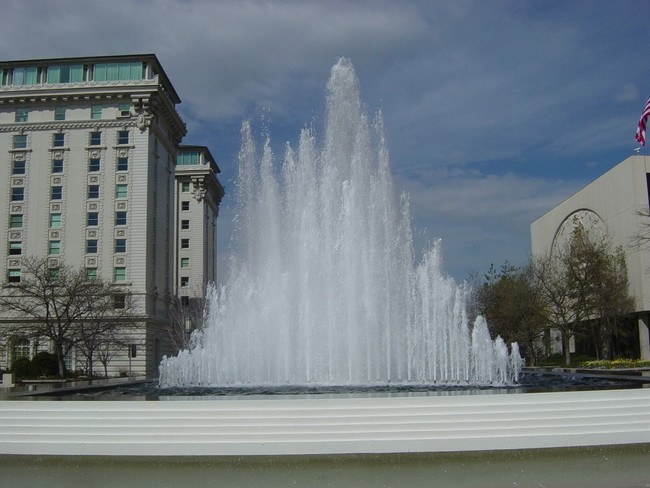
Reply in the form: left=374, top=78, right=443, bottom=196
left=159, top=59, right=523, bottom=387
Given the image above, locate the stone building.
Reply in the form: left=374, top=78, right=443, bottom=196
left=531, top=155, right=650, bottom=360
left=0, top=54, right=224, bottom=377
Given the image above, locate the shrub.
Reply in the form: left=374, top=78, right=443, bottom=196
left=31, top=351, right=59, bottom=378
left=579, top=358, right=650, bottom=369
left=11, top=357, right=32, bottom=379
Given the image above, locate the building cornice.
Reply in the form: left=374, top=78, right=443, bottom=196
left=0, top=78, right=180, bottom=111
left=0, top=91, right=186, bottom=143
left=0, top=120, right=137, bottom=132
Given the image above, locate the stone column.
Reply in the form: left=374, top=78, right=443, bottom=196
left=639, top=313, right=650, bottom=360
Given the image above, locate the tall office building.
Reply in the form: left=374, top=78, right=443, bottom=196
left=0, top=54, right=224, bottom=377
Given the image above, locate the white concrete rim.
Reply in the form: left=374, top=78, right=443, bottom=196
left=0, top=388, right=648, bottom=456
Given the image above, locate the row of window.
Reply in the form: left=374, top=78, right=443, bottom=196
left=8, top=211, right=127, bottom=229
left=9, top=184, right=128, bottom=202
left=7, top=266, right=129, bottom=284
left=14, top=104, right=130, bottom=123
left=8, top=238, right=129, bottom=256
left=11, top=156, right=129, bottom=175
left=2, top=61, right=145, bottom=86
left=12, top=130, right=130, bottom=149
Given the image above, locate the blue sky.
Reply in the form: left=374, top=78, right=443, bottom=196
left=2, top=0, right=648, bottom=282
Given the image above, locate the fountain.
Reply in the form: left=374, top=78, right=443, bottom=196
left=159, top=58, right=522, bottom=388
left=0, top=60, right=648, bottom=487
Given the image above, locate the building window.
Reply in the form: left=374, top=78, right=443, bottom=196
left=53, top=133, right=65, bottom=147
left=93, top=62, right=143, bottom=82
left=12, top=67, right=38, bottom=85
left=181, top=201, right=190, bottom=211
left=88, top=158, right=101, bottom=172
left=63, top=349, right=73, bottom=372
left=181, top=238, right=190, bottom=249
left=91, top=105, right=103, bottom=120
left=49, top=213, right=62, bottom=228
left=47, top=64, right=83, bottom=83
left=114, top=239, right=127, bottom=253
left=117, top=130, right=129, bottom=145
left=181, top=219, right=190, bottom=230
left=180, top=276, right=189, bottom=287
left=15, top=108, right=28, bottom=123
left=11, top=187, right=24, bottom=201
left=9, top=242, right=22, bottom=256
left=117, top=157, right=128, bottom=171
left=88, top=185, right=100, bottom=199
left=113, top=294, right=126, bottom=309
left=115, top=211, right=127, bottom=226
left=49, top=268, right=60, bottom=280
left=49, top=240, right=61, bottom=255
left=9, top=215, right=23, bottom=228
left=12, top=338, right=30, bottom=361
left=87, top=212, right=99, bottom=226
left=12, top=160, right=25, bottom=175
left=54, top=107, right=66, bottom=121
left=115, top=184, right=128, bottom=199
left=8, top=269, right=21, bottom=283
left=114, top=267, right=126, bottom=282
left=51, top=159, right=64, bottom=173
left=13, top=134, right=27, bottom=149
left=86, top=239, right=98, bottom=254
left=181, top=181, right=190, bottom=192
left=177, top=151, right=200, bottom=165
left=89, top=131, right=101, bottom=146
left=86, top=268, right=97, bottom=282
left=50, top=186, right=62, bottom=200
left=180, top=257, right=190, bottom=268
left=118, top=103, right=131, bottom=117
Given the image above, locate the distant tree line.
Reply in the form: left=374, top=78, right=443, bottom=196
left=472, top=222, right=635, bottom=366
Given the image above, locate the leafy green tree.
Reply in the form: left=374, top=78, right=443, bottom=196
left=476, top=262, right=547, bottom=365
left=532, top=223, right=634, bottom=365
left=588, top=246, right=635, bottom=359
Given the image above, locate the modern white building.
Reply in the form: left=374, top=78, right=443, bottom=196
left=0, top=54, right=224, bottom=377
left=530, top=155, right=650, bottom=360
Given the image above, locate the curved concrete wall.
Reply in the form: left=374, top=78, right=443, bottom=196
left=0, top=389, right=648, bottom=456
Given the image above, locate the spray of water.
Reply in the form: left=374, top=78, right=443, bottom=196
left=159, top=59, right=523, bottom=387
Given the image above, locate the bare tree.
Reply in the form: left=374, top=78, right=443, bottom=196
left=532, top=251, right=587, bottom=366
left=0, top=256, right=135, bottom=377
left=167, top=294, right=205, bottom=352
left=630, top=207, right=650, bottom=250
left=76, top=291, right=138, bottom=381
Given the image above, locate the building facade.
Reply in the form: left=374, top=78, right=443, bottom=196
left=530, top=155, right=650, bottom=360
left=0, top=54, right=224, bottom=377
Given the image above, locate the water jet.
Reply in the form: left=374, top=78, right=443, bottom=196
left=160, top=58, right=522, bottom=388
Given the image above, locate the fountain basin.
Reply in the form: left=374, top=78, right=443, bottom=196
left=1, top=388, right=648, bottom=457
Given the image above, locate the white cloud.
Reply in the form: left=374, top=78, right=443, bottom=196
left=615, top=83, right=640, bottom=103
left=2, top=0, right=648, bottom=281
left=394, top=168, right=584, bottom=278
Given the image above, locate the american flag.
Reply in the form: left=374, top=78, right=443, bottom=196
left=636, top=97, right=650, bottom=146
